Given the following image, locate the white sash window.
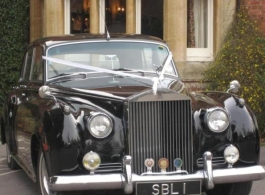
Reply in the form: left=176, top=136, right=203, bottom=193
left=187, top=0, right=213, bottom=61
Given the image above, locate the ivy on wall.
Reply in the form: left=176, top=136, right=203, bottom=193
left=0, top=0, right=29, bottom=112
left=204, top=9, right=265, bottom=136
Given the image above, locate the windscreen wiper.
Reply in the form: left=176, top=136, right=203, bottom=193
left=43, top=56, right=162, bottom=90
left=113, top=68, right=134, bottom=71
left=48, top=72, right=87, bottom=82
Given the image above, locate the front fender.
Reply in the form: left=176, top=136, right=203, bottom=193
left=39, top=106, right=81, bottom=177
left=224, top=95, right=260, bottom=164
left=196, top=92, right=260, bottom=165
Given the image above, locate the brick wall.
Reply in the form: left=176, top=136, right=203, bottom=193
left=244, top=0, right=265, bottom=33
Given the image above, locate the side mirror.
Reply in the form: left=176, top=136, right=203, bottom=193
left=227, top=80, right=240, bottom=94
left=39, top=86, right=51, bottom=98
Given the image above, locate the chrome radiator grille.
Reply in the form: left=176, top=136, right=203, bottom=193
left=128, top=100, right=193, bottom=174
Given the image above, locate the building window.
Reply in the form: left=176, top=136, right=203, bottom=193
left=187, top=0, right=213, bottom=61
left=99, top=0, right=126, bottom=33
left=65, top=0, right=90, bottom=34
left=141, top=0, right=163, bottom=39
left=105, top=0, right=126, bottom=33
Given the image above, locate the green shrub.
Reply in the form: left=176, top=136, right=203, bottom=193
left=0, top=0, right=29, bottom=113
left=204, top=9, right=265, bottom=137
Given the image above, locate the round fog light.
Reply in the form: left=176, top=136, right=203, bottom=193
left=82, top=151, right=101, bottom=171
left=224, top=145, right=239, bottom=165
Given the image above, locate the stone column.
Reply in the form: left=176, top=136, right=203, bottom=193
left=90, top=0, right=99, bottom=34
left=30, top=0, right=42, bottom=42
left=126, top=0, right=135, bottom=34
left=43, top=0, right=64, bottom=37
left=214, top=0, right=236, bottom=55
left=164, top=0, right=187, bottom=62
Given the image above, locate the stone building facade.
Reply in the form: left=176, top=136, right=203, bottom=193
left=30, top=0, right=237, bottom=90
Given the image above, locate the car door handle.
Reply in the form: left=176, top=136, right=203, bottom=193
left=20, top=85, right=27, bottom=88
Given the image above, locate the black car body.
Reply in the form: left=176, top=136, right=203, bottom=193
left=1, top=34, right=265, bottom=195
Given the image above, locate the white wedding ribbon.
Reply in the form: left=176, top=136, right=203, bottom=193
left=152, top=52, right=172, bottom=94
left=43, top=56, right=152, bottom=81
left=43, top=53, right=172, bottom=95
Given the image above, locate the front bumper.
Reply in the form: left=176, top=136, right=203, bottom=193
left=48, top=152, right=265, bottom=194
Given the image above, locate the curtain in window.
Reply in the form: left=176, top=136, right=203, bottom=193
left=187, top=0, right=208, bottom=48
left=187, top=0, right=195, bottom=48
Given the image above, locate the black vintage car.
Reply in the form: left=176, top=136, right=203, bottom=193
left=0, top=34, right=264, bottom=195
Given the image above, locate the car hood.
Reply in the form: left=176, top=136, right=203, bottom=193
left=50, top=76, right=187, bottom=100
left=49, top=75, right=229, bottom=112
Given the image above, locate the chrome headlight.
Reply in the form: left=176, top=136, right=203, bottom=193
left=87, top=113, right=113, bottom=138
left=205, top=108, right=229, bottom=133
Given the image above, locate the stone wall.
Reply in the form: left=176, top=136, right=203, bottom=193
left=177, top=61, right=209, bottom=91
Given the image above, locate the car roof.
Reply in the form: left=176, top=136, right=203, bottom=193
left=31, top=33, right=167, bottom=48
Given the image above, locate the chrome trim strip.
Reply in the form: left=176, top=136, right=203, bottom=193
left=45, top=40, right=178, bottom=81
left=197, top=157, right=226, bottom=167
left=94, top=169, right=122, bottom=173
left=141, top=170, right=188, bottom=176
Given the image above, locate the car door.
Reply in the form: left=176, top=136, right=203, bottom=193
left=14, top=45, right=43, bottom=178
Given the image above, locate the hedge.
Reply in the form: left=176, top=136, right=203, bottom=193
left=0, top=0, right=29, bottom=113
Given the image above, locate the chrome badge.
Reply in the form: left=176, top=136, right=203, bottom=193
left=158, top=158, right=169, bottom=173
left=144, top=158, right=155, bottom=173
left=174, top=158, right=183, bottom=170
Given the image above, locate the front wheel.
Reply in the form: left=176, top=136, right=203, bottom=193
left=37, top=150, right=58, bottom=195
left=206, top=181, right=253, bottom=195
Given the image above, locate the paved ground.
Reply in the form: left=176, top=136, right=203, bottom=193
left=0, top=143, right=264, bottom=195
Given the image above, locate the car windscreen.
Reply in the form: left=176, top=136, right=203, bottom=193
left=46, top=41, right=177, bottom=80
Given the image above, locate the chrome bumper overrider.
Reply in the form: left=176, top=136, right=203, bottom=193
left=48, top=152, right=265, bottom=193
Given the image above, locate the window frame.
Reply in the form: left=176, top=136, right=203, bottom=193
left=64, top=0, right=70, bottom=34
left=99, top=0, right=105, bottom=33
left=135, top=0, right=141, bottom=34
left=187, top=0, right=213, bottom=62
left=21, top=47, right=34, bottom=82
left=29, top=46, right=43, bottom=82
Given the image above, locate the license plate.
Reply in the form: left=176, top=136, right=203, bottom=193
left=136, top=180, right=201, bottom=195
